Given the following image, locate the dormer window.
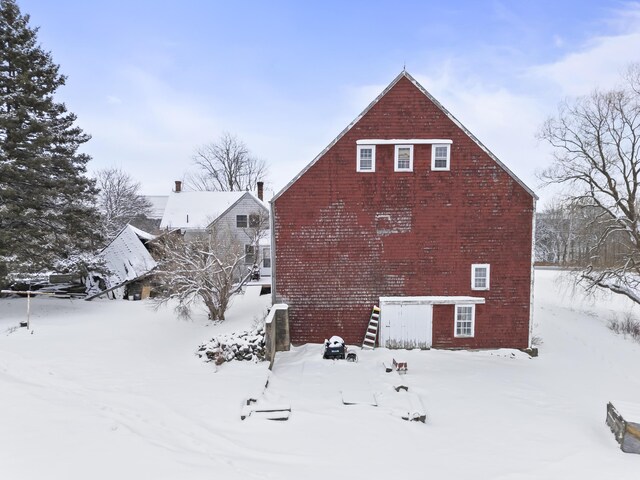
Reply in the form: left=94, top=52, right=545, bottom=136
left=431, top=144, right=451, bottom=171
left=357, top=145, right=376, bottom=172
left=394, top=145, right=413, bottom=172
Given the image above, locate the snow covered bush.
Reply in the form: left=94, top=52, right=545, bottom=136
left=152, top=229, right=245, bottom=320
left=197, top=325, right=266, bottom=365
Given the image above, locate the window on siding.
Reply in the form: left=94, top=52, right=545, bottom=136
left=471, top=264, right=490, bottom=290
left=263, top=247, right=271, bottom=268
left=245, top=244, right=255, bottom=264
left=236, top=215, right=248, bottom=228
left=249, top=214, right=261, bottom=228
left=357, top=145, right=376, bottom=172
left=394, top=145, right=413, bottom=172
left=431, top=144, right=451, bottom=171
left=455, top=305, right=475, bottom=337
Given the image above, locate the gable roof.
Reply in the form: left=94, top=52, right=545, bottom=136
left=159, top=191, right=268, bottom=230
left=143, top=195, right=169, bottom=219
left=272, top=70, right=537, bottom=203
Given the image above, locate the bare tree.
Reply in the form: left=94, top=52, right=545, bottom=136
left=96, top=167, right=152, bottom=240
left=539, top=63, right=640, bottom=303
left=536, top=201, right=577, bottom=264
left=185, top=132, right=268, bottom=192
left=152, top=228, right=246, bottom=320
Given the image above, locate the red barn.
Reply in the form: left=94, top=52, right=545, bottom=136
left=271, top=71, right=536, bottom=350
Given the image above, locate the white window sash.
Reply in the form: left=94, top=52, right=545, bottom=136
left=357, top=145, right=376, bottom=172
left=471, top=264, right=491, bottom=291
left=454, top=304, right=475, bottom=338
left=431, top=144, right=451, bottom=171
left=394, top=144, right=414, bottom=172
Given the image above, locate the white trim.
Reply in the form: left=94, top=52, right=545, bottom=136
left=454, top=304, right=476, bottom=338
left=394, top=145, right=413, bottom=172
left=431, top=144, right=451, bottom=171
left=357, top=138, right=453, bottom=145
left=529, top=198, right=537, bottom=348
left=357, top=145, right=376, bottom=172
left=471, top=264, right=490, bottom=291
left=380, top=296, right=485, bottom=305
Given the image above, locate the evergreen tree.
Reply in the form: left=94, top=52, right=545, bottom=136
left=0, top=0, right=101, bottom=285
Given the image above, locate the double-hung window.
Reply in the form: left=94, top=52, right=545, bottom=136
left=455, top=305, right=475, bottom=337
left=357, top=145, right=376, bottom=172
left=394, top=145, right=413, bottom=172
left=431, top=144, right=451, bottom=171
left=249, top=214, right=261, bottom=228
left=471, top=264, right=490, bottom=291
left=236, top=215, right=248, bottom=228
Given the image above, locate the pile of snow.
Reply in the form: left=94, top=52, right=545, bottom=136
left=325, top=335, right=344, bottom=347
left=197, top=324, right=266, bottom=364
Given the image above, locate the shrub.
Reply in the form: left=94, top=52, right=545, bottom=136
left=607, top=312, right=640, bottom=343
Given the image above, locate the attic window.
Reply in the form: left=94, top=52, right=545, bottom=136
left=431, top=144, right=451, bottom=171
left=357, top=145, right=376, bottom=172
left=249, top=214, right=261, bottom=228
left=236, top=215, right=248, bottom=228
left=394, top=145, right=413, bottom=172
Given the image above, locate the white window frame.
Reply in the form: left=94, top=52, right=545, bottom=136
left=454, top=304, right=475, bottom=338
left=357, top=145, right=376, bottom=172
left=471, top=264, right=490, bottom=291
left=394, top=145, right=414, bottom=172
left=431, top=144, right=451, bottom=171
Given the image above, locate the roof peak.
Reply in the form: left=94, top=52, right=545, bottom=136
left=272, top=70, right=536, bottom=202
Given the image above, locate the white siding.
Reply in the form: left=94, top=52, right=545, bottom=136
left=212, top=194, right=271, bottom=276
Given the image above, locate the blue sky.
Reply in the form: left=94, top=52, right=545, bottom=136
left=19, top=0, right=640, bottom=205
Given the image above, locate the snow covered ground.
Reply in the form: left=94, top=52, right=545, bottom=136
left=1, top=269, right=639, bottom=479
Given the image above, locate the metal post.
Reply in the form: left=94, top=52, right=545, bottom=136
left=27, top=290, right=31, bottom=330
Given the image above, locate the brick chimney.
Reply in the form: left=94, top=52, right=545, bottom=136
left=175, top=180, right=182, bottom=193
left=257, top=181, right=264, bottom=201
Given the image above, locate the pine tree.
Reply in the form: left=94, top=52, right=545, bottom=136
left=0, top=0, right=101, bottom=285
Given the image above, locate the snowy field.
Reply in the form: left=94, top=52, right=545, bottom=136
left=1, top=269, right=640, bottom=479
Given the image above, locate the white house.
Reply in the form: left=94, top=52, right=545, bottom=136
left=159, top=182, right=271, bottom=277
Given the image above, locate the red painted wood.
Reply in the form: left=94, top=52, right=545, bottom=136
left=273, top=76, right=534, bottom=349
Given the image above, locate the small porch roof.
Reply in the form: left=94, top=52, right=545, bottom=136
left=379, top=296, right=486, bottom=305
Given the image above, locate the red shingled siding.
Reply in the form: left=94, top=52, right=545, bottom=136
left=273, top=76, right=534, bottom=349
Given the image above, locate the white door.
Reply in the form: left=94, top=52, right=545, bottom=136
left=379, top=302, right=433, bottom=349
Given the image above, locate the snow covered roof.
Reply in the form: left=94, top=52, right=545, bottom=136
left=144, top=196, right=169, bottom=219
left=128, top=224, right=156, bottom=241
left=159, top=191, right=247, bottom=230
left=99, top=225, right=157, bottom=289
